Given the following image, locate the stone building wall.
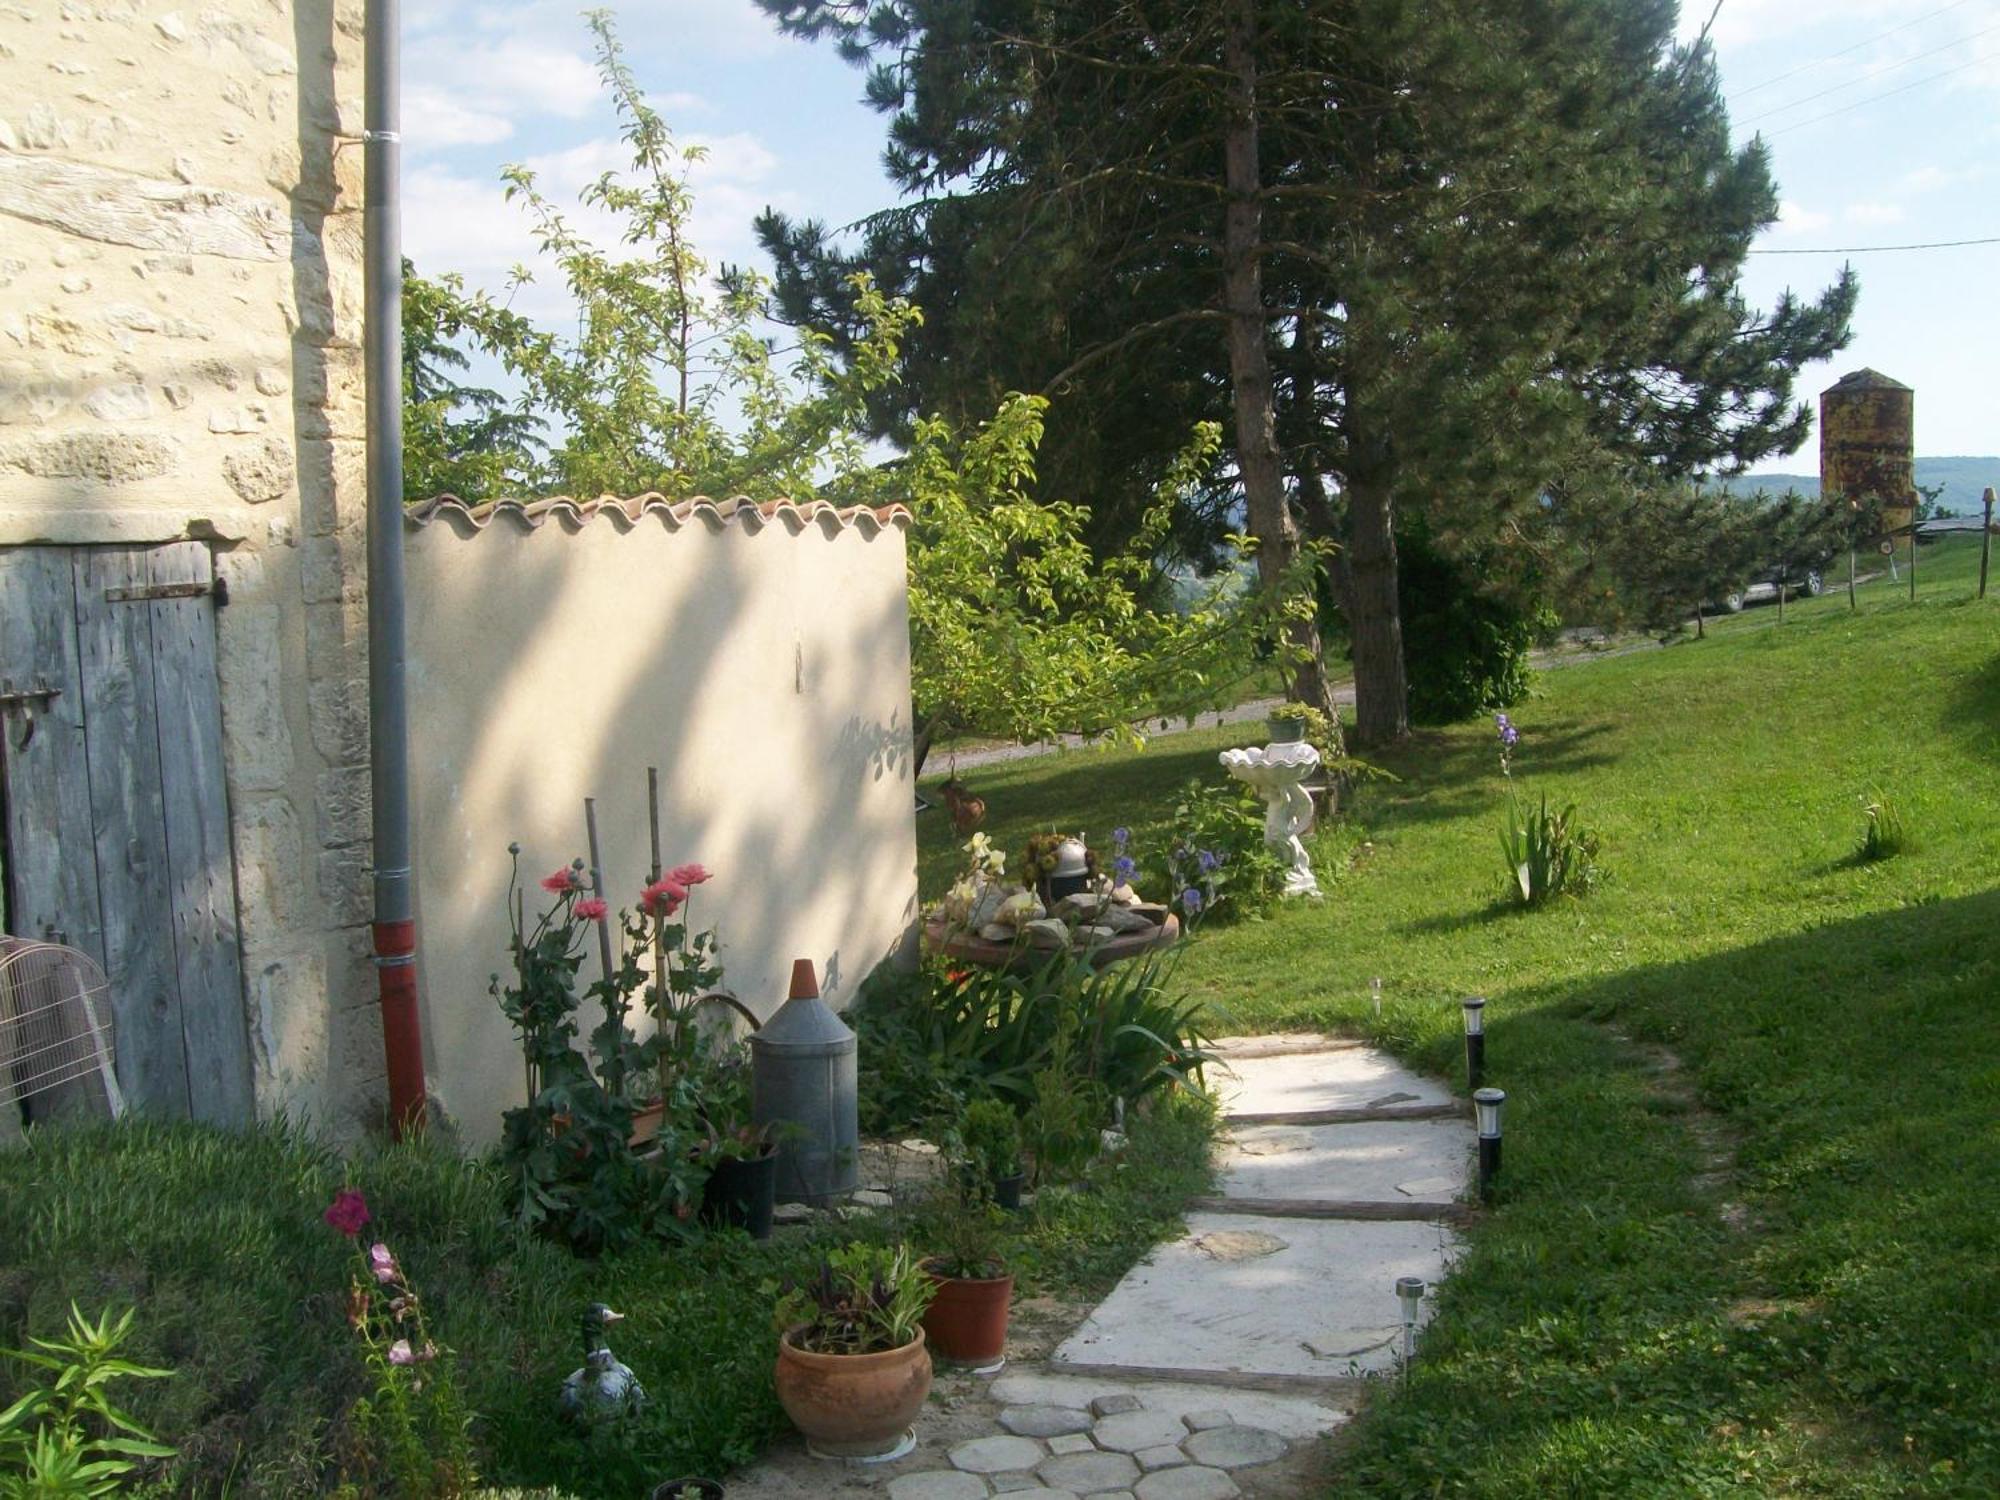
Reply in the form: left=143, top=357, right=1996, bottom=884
left=0, top=0, right=381, bottom=1129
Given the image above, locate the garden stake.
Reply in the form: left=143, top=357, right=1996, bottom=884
left=1462, top=996, right=1486, bottom=1091
left=647, top=766, right=670, bottom=1062
left=584, top=797, right=617, bottom=989
left=1980, top=486, right=1994, bottom=599
left=1474, top=1087, right=1506, bottom=1200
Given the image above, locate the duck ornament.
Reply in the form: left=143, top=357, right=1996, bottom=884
left=560, top=1303, right=645, bottom=1425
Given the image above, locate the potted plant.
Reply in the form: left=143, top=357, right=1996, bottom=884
left=916, top=1191, right=1015, bottom=1372
left=650, top=1482, right=724, bottom=1500
left=958, top=1097, right=1025, bottom=1211
left=772, top=1244, right=936, bottom=1460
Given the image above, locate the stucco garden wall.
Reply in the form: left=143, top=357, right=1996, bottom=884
left=0, top=0, right=381, bottom=1127
left=402, top=495, right=919, bottom=1145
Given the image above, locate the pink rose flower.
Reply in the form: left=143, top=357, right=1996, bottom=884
left=323, top=1188, right=370, bottom=1237
left=666, top=863, right=712, bottom=887
left=639, top=878, right=686, bottom=918
left=540, top=868, right=576, bottom=893
left=368, top=1242, right=399, bottom=1284
left=574, top=898, right=608, bottom=923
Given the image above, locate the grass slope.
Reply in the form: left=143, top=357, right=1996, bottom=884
left=920, top=537, right=2000, bottom=1495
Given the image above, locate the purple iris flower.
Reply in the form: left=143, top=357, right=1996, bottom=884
left=1180, top=887, right=1204, bottom=916
left=1112, top=854, right=1137, bottom=882
left=1198, top=849, right=1221, bottom=873
left=1112, top=826, right=1131, bottom=848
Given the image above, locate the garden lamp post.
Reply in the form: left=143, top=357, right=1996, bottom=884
left=1462, top=996, right=1486, bottom=1090
left=1395, top=1275, right=1426, bottom=1371
left=1474, top=1087, right=1506, bottom=1200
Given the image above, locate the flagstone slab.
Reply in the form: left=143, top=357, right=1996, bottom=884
left=1053, top=1214, right=1456, bottom=1379
left=986, top=1372, right=1348, bottom=1441
left=1211, top=1048, right=1454, bottom=1117
left=1217, top=1119, right=1469, bottom=1204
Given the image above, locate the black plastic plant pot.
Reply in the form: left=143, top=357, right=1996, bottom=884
left=651, top=1479, right=724, bottom=1500
left=993, top=1172, right=1024, bottom=1212
left=700, top=1145, right=777, bottom=1240
left=1047, top=872, right=1091, bottom=903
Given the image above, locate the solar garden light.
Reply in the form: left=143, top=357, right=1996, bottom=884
left=1474, top=1087, right=1507, bottom=1200
left=1462, top=996, right=1486, bottom=1090
left=1395, top=1275, right=1426, bottom=1371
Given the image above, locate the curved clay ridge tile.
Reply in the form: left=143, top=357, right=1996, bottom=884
left=405, top=494, right=910, bottom=537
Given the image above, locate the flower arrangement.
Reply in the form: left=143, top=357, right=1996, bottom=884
left=324, top=1189, right=474, bottom=1498
left=490, top=844, right=730, bottom=1250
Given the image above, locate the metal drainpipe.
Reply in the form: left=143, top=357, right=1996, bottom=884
left=364, top=0, right=426, bottom=1136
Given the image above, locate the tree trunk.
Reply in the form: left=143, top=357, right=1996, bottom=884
left=1345, top=461, right=1408, bottom=746
left=1219, top=0, right=1338, bottom=731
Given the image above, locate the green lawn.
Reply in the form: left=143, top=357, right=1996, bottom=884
left=919, top=534, right=2000, bottom=1495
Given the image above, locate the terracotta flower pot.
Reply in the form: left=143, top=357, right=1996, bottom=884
left=920, top=1262, right=1014, bottom=1369
left=774, top=1326, right=931, bottom=1460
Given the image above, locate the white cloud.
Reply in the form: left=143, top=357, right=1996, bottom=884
left=1843, top=199, right=1905, bottom=226
left=405, top=86, right=514, bottom=149
left=1773, top=198, right=1833, bottom=235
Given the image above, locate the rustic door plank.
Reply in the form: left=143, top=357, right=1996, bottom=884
left=0, top=550, right=106, bottom=962
left=73, top=548, right=189, bottom=1116
left=145, top=542, right=253, bottom=1125
left=0, top=549, right=107, bottom=1121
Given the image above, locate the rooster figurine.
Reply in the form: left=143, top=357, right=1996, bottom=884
left=940, top=777, right=987, bottom=838
left=560, top=1303, right=645, bottom=1425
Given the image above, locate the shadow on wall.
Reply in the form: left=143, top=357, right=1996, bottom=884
left=404, top=502, right=918, bottom=1142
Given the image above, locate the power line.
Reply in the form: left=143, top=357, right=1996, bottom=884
left=1749, top=234, right=2000, bottom=255
left=1729, top=0, right=1979, bottom=99
left=1763, top=50, right=1999, bottom=136
left=1739, top=19, right=2000, bottom=125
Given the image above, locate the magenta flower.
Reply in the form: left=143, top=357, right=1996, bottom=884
left=639, top=877, right=686, bottom=918
left=540, top=868, right=577, bottom=893
left=368, top=1242, right=399, bottom=1285
left=666, top=862, right=712, bottom=887
left=574, top=898, right=608, bottom=923
left=323, top=1188, right=370, bottom=1237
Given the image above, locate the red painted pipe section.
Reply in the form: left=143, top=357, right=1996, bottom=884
left=374, top=919, right=426, bottom=1136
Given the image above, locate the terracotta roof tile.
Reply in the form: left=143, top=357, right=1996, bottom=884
left=404, top=494, right=910, bottom=536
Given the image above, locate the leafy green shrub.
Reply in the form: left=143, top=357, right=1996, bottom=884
left=1858, top=786, right=1910, bottom=862
left=1501, top=792, right=1601, bottom=906
left=957, top=1098, right=1024, bottom=1184
left=1397, top=523, right=1546, bottom=725
left=1162, top=778, right=1289, bottom=920
left=0, top=1304, right=172, bottom=1497
left=850, top=950, right=1214, bottom=1140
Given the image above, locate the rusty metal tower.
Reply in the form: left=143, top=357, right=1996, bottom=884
left=1819, top=369, right=1916, bottom=542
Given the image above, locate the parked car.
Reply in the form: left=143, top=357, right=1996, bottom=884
left=1719, top=564, right=1824, bottom=612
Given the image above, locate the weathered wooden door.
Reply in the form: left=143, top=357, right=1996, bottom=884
left=0, top=543, right=253, bottom=1124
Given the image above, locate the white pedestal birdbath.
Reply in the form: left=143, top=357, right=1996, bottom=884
left=1219, top=742, right=1322, bottom=898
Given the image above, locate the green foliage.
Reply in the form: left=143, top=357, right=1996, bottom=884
left=0, top=1305, right=172, bottom=1498
left=910, top=1190, right=1010, bottom=1282
left=1858, top=786, right=1910, bottom=863
left=769, top=1245, right=935, bottom=1356
left=1500, top=791, right=1601, bottom=907
left=1022, top=1021, right=1109, bottom=1189
left=1395, top=525, right=1546, bottom=724
left=848, top=950, right=1213, bottom=1148
left=1160, top=778, right=1289, bottom=921
left=956, top=1097, right=1023, bottom=1184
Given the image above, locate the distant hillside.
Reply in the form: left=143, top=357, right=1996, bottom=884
left=1714, top=456, right=1998, bottom=514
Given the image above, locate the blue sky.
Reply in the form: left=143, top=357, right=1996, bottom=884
left=402, top=0, right=2000, bottom=473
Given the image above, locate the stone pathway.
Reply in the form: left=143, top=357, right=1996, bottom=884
left=727, top=1036, right=1469, bottom=1498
